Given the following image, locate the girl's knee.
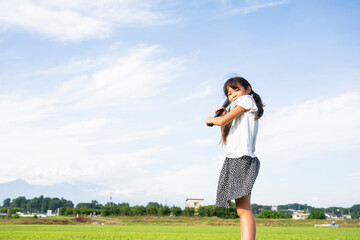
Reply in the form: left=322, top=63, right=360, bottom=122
left=236, top=208, right=252, bottom=217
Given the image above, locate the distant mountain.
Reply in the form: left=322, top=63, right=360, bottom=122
left=0, top=179, right=112, bottom=204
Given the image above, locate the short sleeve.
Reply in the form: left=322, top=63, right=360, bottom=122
left=231, top=95, right=258, bottom=113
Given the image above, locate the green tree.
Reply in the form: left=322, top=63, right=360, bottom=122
left=171, top=206, right=182, bottom=216
left=184, top=207, right=195, bottom=217
left=2, top=196, right=73, bottom=214
left=261, top=205, right=272, bottom=211
left=205, top=205, right=217, bottom=217
left=48, top=197, right=68, bottom=211
left=79, top=207, right=89, bottom=215
left=213, top=206, right=237, bottom=219
left=350, top=204, right=360, bottom=219
left=118, top=202, right=130, bottom=208
left=121, top=206, right=133, bottom=216
left=7, top=208, right=12, bottom=218
left=73, top=208, right=81, bottom=215
left=197, top=206, right=208, bottom=216
left=59, top=207, right=66, bottom=216
left=76, top=200, right=101, bottom=209
left=308, top=209, right=325, bottom=219
left=2, top=198, right=10, bottom=207
left=11, top=196, right=28, bottom=209
left=170, top=206, right=183, bottom=216
left=26, top=196, right=43, bottom=212
left=133, top=206, right=146, bottom=215
left=101, top=206, right=112, bottom=216
left=41, top=197, right=51, bottom=213
left=146, top=205, right=158, bottom=215
left=256, top=210, right=287, bottom=219
left=60, top=198, right=74, bottom=208
left=64, top=207, right=74, bottom=216
left=251, top=204, right=261, bottom=215
left=159, top=206, right=171, bottom=216
left=146, top=202, right=163, bottom=208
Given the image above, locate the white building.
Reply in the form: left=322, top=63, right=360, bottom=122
left=271, top=205, right=278, bottom=211
left=292, top=212, right=309, bottom=220
left=186, top=198, right=204, bottom=209
left=325, top=213, right=340, bottom=220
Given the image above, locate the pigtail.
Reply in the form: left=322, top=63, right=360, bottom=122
left=250, top=90, right=264, bottom=120
left=221, top=122, right=232, bottom=145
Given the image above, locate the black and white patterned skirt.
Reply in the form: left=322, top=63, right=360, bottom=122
left=216, top=156, right=260, bottom=208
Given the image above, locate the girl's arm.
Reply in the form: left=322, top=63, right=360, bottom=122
left=206, top=105, right=248, bottom=126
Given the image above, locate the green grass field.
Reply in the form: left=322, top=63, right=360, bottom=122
left=1, top=224, right=360, bottom=240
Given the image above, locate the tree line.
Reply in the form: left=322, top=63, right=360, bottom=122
left=1, top=196, right=73, bottom=213
left=2, top=196, right=360, bottom=219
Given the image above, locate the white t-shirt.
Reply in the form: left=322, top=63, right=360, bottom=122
left=225, top=95, right=259, bottom=158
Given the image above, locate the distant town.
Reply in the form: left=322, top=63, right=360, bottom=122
left=1, top=196, right=359, bottom=221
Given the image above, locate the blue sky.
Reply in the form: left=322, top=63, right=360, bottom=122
left=0, top=0, right=359, bottom=208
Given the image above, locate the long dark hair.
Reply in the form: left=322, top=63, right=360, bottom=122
left=221, top=77, right=264, bottom=144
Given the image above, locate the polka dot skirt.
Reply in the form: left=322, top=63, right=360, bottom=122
left=216, top=156, right=260, bottom=208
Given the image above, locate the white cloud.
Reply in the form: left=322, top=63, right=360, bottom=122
left=250, top=92, right=360, bottom=207
left=192, top=138, right=219, bottom=146
left=220, top=0, right=287, bottom=16
left=179, top=85, right=214, bottom=102
left=1, top=44, right=185, bottom=119
left=0, top=0, right=176, bottom=41
left=0, top=95, right=57, bottom=123
left=49, top=119, right=110, bottom=137
left=58, top=44, right=185, bottom=109
left=0, top=44, right=183, bottom=188
left=257, top=92, right=360, bottom=160
left=103, top=92, right=360, bottom=206
left=115, top=154, right=225, bottom=206
left=0, top=122, right=168, bottom=185
left=84, top=126, right=172, bottom=145
left=39, top=56, right=109, bottom=76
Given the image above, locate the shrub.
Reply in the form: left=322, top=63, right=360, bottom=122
left=197, top=206, right=208, bottom=216
left=146, top=205, right=158, bottom=216
left=101, top=206, right=111, bottom=216
left=171, top=206, right=182, bottom=216
left=308, top=210, right=325, bottom=219
left=184, top=207, right=195, bottom=217
left=206, top=205, right=217, bottom=217
left=7, top=209, right=12, bottom=217
left=59, top=207, right=66, bottom=216
left=122, top=206, right=133, bottom=216
left=133, top=206, right=146, bottom=216
left=159, top=206, right=171, bottom=216
left=256, top=210, right=287, bottom=219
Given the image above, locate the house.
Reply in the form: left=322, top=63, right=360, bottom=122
left=186, top=198, right=204, bottom=209
left=325, top=213, right=340, bottom=220
left=271, top=205, right=278, bottom=211
left=292, top=212, right=308, bottom=219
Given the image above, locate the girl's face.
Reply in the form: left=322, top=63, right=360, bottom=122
left=227, top=84, right=251, bottom=102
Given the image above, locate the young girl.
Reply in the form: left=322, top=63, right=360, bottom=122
left=206, top=77, right=264, bottom=240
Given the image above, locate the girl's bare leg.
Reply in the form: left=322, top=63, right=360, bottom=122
left=235, top=195, right=256, bottom=240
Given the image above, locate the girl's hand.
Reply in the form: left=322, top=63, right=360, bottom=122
left=215, top=107, right=227, bottom=116
left=206, top=117, right=214, bottom=126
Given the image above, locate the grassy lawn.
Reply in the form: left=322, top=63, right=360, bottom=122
left=1, top=216, right=359, bottom=227
left=1, top=224, right=360, bottom=240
